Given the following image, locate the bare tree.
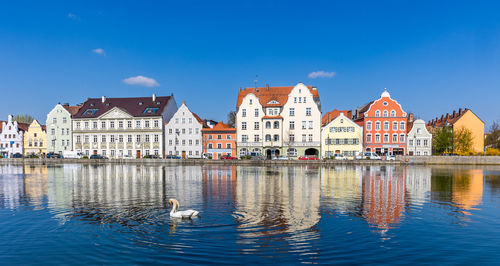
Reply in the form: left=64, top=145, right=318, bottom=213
left=13, top=114, right=35, bottom=124
left=227, top=110, right=236, bottom=128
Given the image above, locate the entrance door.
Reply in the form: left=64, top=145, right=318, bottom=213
left=136, top=150, right=141, bottom=158
left=93, top=150, right=97, bottom=155
left=182, top=151, right=186, bottom=159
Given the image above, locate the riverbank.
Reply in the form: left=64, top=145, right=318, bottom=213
left=1, top=156, right=500, bottom=165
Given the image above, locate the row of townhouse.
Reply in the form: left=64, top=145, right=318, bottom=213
left=0, top=83, right=484, bottom=159
left=235, top=83, right=436, bottom=159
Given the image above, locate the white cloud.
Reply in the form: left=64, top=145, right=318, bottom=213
left=92, top=48, right=105, bottom=55
left=67, top=13, right=80, bottom=20
left=308, top=71, right=336, bottom=79
left=122, top=76, right=160, bottom=87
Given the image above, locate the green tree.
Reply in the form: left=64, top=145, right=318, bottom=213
left=227, top=110, right=236, bottom=128
left=432, top=126, right=453, bottom=154
left=13, top=114, right=35, bottom=124
left=485, top=121, right=500, bottom=149
left=453, top=127, right=473, bottom=154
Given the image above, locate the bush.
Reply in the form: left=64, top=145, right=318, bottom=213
left=486, top=148, right=500, bottom=156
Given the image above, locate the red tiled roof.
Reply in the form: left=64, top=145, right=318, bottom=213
left=192, top=112, right=204, bottom=124
left=236, top=84, right=319, bottom=108
left=202, top=121, right=236, bottom=132
left=73, top=96, right=173, bottom=118
left=17, top=122, right=30, bottom=132
left=322, top=109, right=352, bottom=126
left=427, top=108, right=471, bottom=128
left=63, top=105, right=82, bottom=116
left=353, top=101, right=374, bottom=121
left=262, top=115, right=283, bottom=119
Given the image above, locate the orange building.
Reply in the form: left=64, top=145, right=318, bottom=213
left=202, top=122, right=236, bottom=159
left=353, top=89, right=408, bottom=155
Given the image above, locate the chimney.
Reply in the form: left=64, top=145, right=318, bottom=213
left=452, top=110, right=456, bottom=117
left=239, top=87, right=242, bottom=92
left=102, top=96, right=106, bottom=103
left=266, top=84, right=269, bottom=91
left=459, top=108, right=463, bottom=114
left=408, top=113, right=414, bottom=123
left=152, top=93, right=156, bottom=102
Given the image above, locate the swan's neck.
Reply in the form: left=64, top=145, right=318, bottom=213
left=170, top=201, right=179, bottom=215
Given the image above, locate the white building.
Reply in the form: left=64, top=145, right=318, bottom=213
left=236, top=83, right=322, bottom=159
left=0, top=115, right=26, bottom=157
left=72, top=94, right=177, bottom=158
left=46, top=103, right=81, bottom=153
left=407, top=118, right=432, bottom=156
left=165, top=102, right=204, bottom=158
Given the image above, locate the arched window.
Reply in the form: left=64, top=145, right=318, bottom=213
left=239, top=148, right=248, bottom=156
left=287, top=148, right=297, bottom=156
left=392, top=134, right=398, bottom=142
left=273, top=121, right=279, bottom=129
left=383, top=134, right=389, bottom=143
left=383, top=110, right=388, bottom=117
left=375, top=110, right=381, bottom=117
left=393, top=121, right=398, bottom=130
left=375, top=134, right=381, bottom=143
left=265, top=121, right=271, bottom=129
left=366, top=134, right=372, bottom=143
left=390, top=110, right=396, bottom=117
left=384, top=121, right=389, bottom=131
left=375, top=121, right=381, bottom=131
left=265, top=134, right=271, bottom=141
left=366, top=121, right=372, bottom=131
left=252, top=148, right=261, bottom=154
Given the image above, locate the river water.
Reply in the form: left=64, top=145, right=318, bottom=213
left=0, top=163, right=499, bottom=264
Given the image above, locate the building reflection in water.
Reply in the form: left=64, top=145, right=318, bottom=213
left=405, top=166, right=432, bottom=206
left=0, top=164, right=25, bottom=209
left=361, top=166, right=406, bottom=230
left=24, top=164, right=48, bottom=207
left=321, top=165, right=362, bottom=214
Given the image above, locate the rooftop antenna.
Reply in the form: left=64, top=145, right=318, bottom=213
left=254, top=75, right=258, bottom=88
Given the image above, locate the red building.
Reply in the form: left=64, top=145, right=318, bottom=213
left=202, top=122, right=236, bottom=159
left=353, top=90, right=407, bottom=155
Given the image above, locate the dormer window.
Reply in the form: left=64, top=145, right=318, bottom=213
left=144, top=107, right=159, bottom=114
left=267, top=100, right=279, bottom=105
left=82, top=109, right=98, bottom=116
left=156, top=101, right=161, bottom=105
left=90, top=103, right=94, bottom=107
left=138, top=102, right=143, bottom=106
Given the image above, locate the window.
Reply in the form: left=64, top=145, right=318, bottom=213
left=51, top=128, right=55, bottom=135
left=375, top=121, right=381, bottom=131
left=249, top=99, right=253, bottom=104
left=154, top=120, right=159, bottom=128
left=101, top=135, right=106, bottom=142
left=62, top=117, right=67, bottom=123
left=287, top=148, right=297, bottom=157
left=254, top=135, right=260, bottom=142
left=384, top=121, right=389, bottom=131
left=254, top=122, right=259, bottom=130
left=302, top=121, right=306, bottom=129
left=266, top=121, right=271, bottom=129
left=208, top=143, right=213, bottom=149
left=289, top=134, right=295, bottom=142
left=302, top=134, right=306, bottom=142
left=290, top=108, right=295, bottom=116
left=308, top=134, right=313, bottom=142
left=136, top=135, right=141, bottom=143
left=101, top=121, right=106, bottom=129
left=366, top=121, right=372, bottom=131
left=306, top=107, right=311, bottom=116
left=375, top=110, right=381, bottom=117
left=110, top=135, right=115, bottom=143
left=294, top=97, right=297, bottom=103
left=76, top=122, right=81, bottom=129
left=116, top=121, right=122, bottom=128
left=119, top=135, right=124, bottom=143
left=83, top=109, right=98, bottom=116
left=110, top=121, right=115, bottom=128
left=52, top=118, right=57, bottom=124
left=227, top=135, right=231, bottom=139
left=208, top=135, right=213, bottom=140
left=144, top=121, right=150, bottom=128
left=392, top=134, right=398, bottom=142
left=242, top=109, right=246, bottom=117
left=383, top=110, right=388, bottom=117
left=308, top=121, right=313, bottom=129
left=242, top=135, right=248, bottom=142
left=136, top=121, right=141, bottom=128
left=240, top=148, right=248, bottom=156
left=255, top=109, right=259, bottom=117
left=400, top=122, right=405, bottom=130
left=289, top=121, right=295, bottom=130
left=409, top=139, right=413, bottom=146
left=189, top=118, right=192, bottom=124
left=145, top=135, right=150, bottom=142
left=217, top=134, right=222, bottom=139
left=84, top=122, right=89, bottom=129
left=226, top=143, right=231, bottom=149
left=189, top=139, right=192, bottom=145
left=217, top=143, right=222, bottom=149
left=375, top=134, right=380, bottom=143
left=182, top=129, right=185, bottom=134
left=390, top=110, right=396, bottom=117
left=273, top=121, right=279, bottom=129
left=265, top=134, right=271, bottom=141
left=84, top=135, right=89, bottom=143
left=128, top=135, right=132, bottom=143
left=400, top=134, right=405, bottom=142
left=182, top=118, right=186, bottom=124
left=242, top=122, right=247, bottom=130
left=424, top=139, right=429, bottom=147
left=383, top=134, right=389, bottom=143
left=143, top=107, right=159, bottom=114
left=393, top=121, right=398, bottom=131
left=273, top=135, right=279, bottom=141
left=127, top=121, right=132, bottom=128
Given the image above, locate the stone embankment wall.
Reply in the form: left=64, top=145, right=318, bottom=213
left=1, top=156, right=500, bottom=165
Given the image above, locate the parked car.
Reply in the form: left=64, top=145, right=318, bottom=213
left=442, top=153, right=459, bottom=156
left=122, top=155, right=135, bottom=160
left=272, top=156, right=290, bottom=161
left=89, top=154, right=107, bottom=159
left=220, top=155, right=237, bottom=160
left=385, top=155, right=396, bottom=161
left=299, top=155, right=319, bottom=160
left=62, top=151, right=84, bottom=159
left=47, top=152, right=62, bottom=159
left=333, top=154, right=347, bottom=160
left=364, top=152, right=381, bottom=160
left=166, top=155, right=181, bottom=159
left=144, top=155, right=160, bottom=159
left=12, top=153, right=23, bottom=158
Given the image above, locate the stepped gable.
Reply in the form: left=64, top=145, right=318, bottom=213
left=427, top=108, right=469, bottom=128
left=236, top=84, right=319, bottom=108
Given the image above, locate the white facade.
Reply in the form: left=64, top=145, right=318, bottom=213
left=236, top=83, right=321, bottom=159
left=46, top=104, right=73, bottom=153
left=0, top=115, right=24, bottom=157
left=165, top=102, right=203, bottom=158
left=407, top=119, right=432, bottom=156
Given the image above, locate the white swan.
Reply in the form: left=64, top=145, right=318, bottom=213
left=169, top=198, right=199, bottom=218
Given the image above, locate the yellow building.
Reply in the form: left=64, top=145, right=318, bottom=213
left=24, top=120, right=47, bottom=156
left=321, top=110, right=363, bottom=159
left=428, top=108, right=485, bottom=153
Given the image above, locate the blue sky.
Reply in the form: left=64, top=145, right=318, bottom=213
left=1, top=0, right=499, bottom=127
